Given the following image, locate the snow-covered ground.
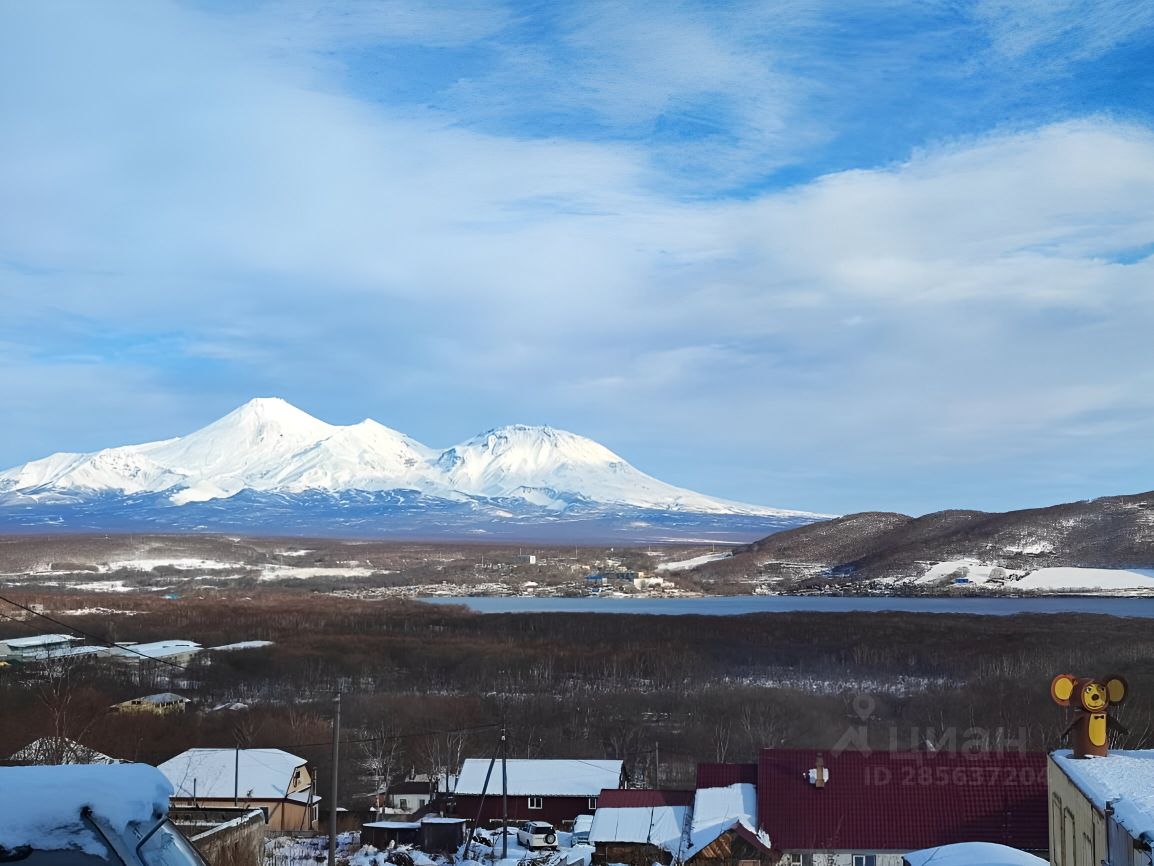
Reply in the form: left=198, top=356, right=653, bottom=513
left=912, top=561, right=1154, bottom=595
left=657, top=551, right=732, bottom=572
left=1014, top=566, right=1154, bottom=592
left=915, top=559, right=1023, bottom=585
left=265, top=828, right=594, bottom=866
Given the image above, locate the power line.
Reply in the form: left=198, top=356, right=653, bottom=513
left=0, top=593, right=192, bottom=671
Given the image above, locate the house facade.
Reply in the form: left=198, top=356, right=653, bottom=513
left=1047, top=749, right=1154, bottom=866
left=113, top=692, right=190, bottom=715
left=452, top=758, right=623, bottom=827
left=158, top=747, right=319, bottom=831
left=590, top=789, right=694, bottom=866
left=756, top=749, right=1049, bottom=866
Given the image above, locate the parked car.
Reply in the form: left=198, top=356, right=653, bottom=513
left=0, top=764, right=207, bottom=866
left=517, top=821, right=558, bottom=849
left=570, top=814, right=594, bottom=846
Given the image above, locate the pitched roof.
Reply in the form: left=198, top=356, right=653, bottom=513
left=696, top=762, right=758, bottom=789
left=130, top=692, right=188, bottom=705
left=158, top=748, right=307, bottom=799
left=684, top=783, right=771, bottom=861
left=589, top=805, right=689, bottom=848
left=757, top=749, right=1048, bottom=852
left=455, top=758, right=622, bottom=797
left=598, top=789, right=694, bottom=808
left=8, top=737, right=121, bottom=765
left=1051, top=749, right=1154, bottom=841
left=113, top=640, right=201, bottom=660
left=2, top=634, right=81, bottom=649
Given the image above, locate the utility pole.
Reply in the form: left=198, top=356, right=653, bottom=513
left=329, top=692, right=341, bottom=866
left=655, top=741, right=660, bottom=788
left=501, top=726, right=509, bottom=860
left=233, top=744, right=240, bottom=807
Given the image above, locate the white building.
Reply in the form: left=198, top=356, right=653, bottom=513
left=1, top=634, right=84, bottom=660
left=1048, top=749, right=1154, bottom=866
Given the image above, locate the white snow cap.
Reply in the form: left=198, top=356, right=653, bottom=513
left=0, top=398, right=819, bottom=517
left=904, top=841, right=1047, bottom=866
left=0, top=763, right=172, bottom=855
left=1052, top=749, right=1154, bottom=840
left=159, top=747, right=308, bottom=799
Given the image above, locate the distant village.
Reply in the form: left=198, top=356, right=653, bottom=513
left=3, top=627, right=1150, bottom=866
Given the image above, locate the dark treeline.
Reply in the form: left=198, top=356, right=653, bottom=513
left=2, top=590, right=1153, bottom=805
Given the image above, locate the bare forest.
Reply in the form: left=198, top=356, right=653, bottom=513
left=2, top=588, right=1153, bottom=809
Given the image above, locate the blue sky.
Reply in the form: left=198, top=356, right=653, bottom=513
left=3, top=0, right=1154, bottom=516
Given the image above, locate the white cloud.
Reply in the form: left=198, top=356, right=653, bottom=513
left=3, top=0, right=1154, bottom=512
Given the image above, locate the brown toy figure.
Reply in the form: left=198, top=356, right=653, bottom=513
left=1051, top=673, right=1129, bottom=758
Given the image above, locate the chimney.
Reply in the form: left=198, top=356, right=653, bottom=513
left=815, top=754, right=825, bottom=789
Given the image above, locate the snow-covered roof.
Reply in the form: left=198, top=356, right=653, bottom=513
left=690, top=783, right=757, bottom=834
left=365, top=821, right=421, bottom=829
left=904, top=842, right=1048, bottom=866
left=114, top=640, right=201, bottom=660
left=589, top=805, right=688, bottom=848
left=1052, top=749, right=1154, bottom=840
left=683, top=783, right=770, bottom=860
left=455, top=758, right=622, bottom=796
left=2, top=633, right=81, bottom=649
left=0, top=764, right=172, bottom=854
left=209, top=640, right=275, bottom=651
left=159, top=748, right=307, bottom=799
left=9, top=737, right=121, bottom=765
left=130, top=692, right=189, bottom=704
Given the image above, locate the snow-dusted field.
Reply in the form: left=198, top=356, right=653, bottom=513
left=657, top=551, right=731, bottom=572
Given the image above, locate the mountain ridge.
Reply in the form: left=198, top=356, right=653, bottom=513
left=0, top=398, right=825, bottom=542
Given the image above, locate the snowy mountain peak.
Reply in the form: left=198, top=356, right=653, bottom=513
left=0, top=399, right=819, bottom=521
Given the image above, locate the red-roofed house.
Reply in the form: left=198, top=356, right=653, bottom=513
left=452, top=758, right=624, bottom=827
left=757, top=749, right=1049, bottom=866
left=697, top=763, right=758, bottom=789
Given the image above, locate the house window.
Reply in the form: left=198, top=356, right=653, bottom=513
left=587, top=797, right=598, bottom=810
left=528, top=796, right=543, bottom=810
left=852, top=856, right=876, bottom=866
left=399, top=799, right=408, bottom=810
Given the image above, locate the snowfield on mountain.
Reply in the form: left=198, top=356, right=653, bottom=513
left=0, top=398, right=826, bottom=541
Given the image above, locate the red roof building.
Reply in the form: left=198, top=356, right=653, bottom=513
left=598, top=789, right=695, bottom=808
left=756, top=749, right=1049, bottom=860
left=696, top=763, right=758, bottom=789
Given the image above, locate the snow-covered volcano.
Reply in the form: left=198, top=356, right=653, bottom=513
left=0, top=398, right=826, bottom=541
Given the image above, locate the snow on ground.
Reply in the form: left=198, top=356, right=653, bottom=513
left=915, top=559, right=1023, bottom=585
left=103, top=558, right=241, bottom=572
left=657, top=552, right=731, bottom=572
left=1014, top=567, right=1154, bottom=592
left=55, top=607, right=142, bottom=616
left=210, top=640, right=274, bottom=651
left=259, top=565, right=384, bottom=581
left=71, top=579, right=135, bottom=592
left=0, top=764, right=172, bottom=855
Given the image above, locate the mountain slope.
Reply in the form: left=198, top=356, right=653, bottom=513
left=0, top=398, right=824, bottom=541
left=706, top=491, right=1154, bottom=586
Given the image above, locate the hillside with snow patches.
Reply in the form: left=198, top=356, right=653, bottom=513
left=0, top=398, right=824, bottom=542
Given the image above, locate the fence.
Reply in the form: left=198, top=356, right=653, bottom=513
left=189, top=809, right=266, bottom=866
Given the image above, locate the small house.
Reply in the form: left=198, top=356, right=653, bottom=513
left=453, top=758, right=623, bottom=826
left=0, top=634, right=84, bottom=661
left=757, top=749, right=1048, bottom=866
left=159, top=747, right=319, bottom=831
left=362, top=820, right=422, bottom=849
left=1047, top=749, right=1154, bottom=866
left=589, top=789, right=693, bottom=866
left=111, top=640, right=202, bottom=666
left=113, top=692, right=190, bottom=715
left=683, top=783, right=773, bottom=866
left=378, top=776, right=436, bottom=815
